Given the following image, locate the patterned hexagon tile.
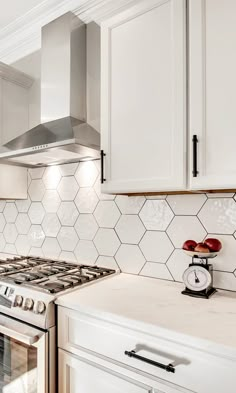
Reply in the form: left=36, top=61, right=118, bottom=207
left=75, top=188, right=98, bottom=213
left=75, top=161, right=98, bottom=187
left=74, top=240, right=98, bottom=264
left=75, top=214, right=98, bottom=240
left=115, top=215, right=145, bottom=244
left=3, top=224, right=18, bottom=244
left=166, top=249, right=190, bottom=282
left=15, top=214, right=31, bottom=234
left=213, top=271, right=236, bottom=291
left=0, top=201, right=6, bottom=212
left=94, top=177, right=115, bottom=201
left=94, top=201, right=120, bottom=228
left=28, top=179, right=45, bottom=201
left=42, top=238, right=61, bottom=259
left=205, top=234, right=236, bottom=272
left=29, top=248, right=44, bottom=258
left=42, top=214, right=61, bottom=237
left=3, top=203, right=18, bottom=223
left=28, top=225, right=45, bottom=248
left=57, top=177, right=79, bottom=201
left=59, top=251, right=77, bottom=263
left=4, top=244, right=17, bottom=255
left=139, top=200, right=174, bottom=230
left=29, top=167, right=45, bottom=179
left=0, top=234, right=6, bottom=252
left=57, top=202, right=79, bottom=226
left=42, top=190, right=61, bottom=213
left=115, top=195, right=145, bottom=214
left=94, top=228, right=120, bottom=256
left=15, top=199, right=31, bottom=213
left=198, top=198, right=236, bottom=234
left=57, top=227, right=79, bottom=251
left=96, top=256, right=119, bottom=270
left=139, top=231, right=173, bottom=263
left=28, top=203, right=45, bottom=224
left=167, top=194, right=207, bottom=215
left=115, top=244, right=145, bottom=274
left=0, top=214, right=6, bottom=232
left=43, top=166, right=62, bottom=190
left=15, top=235, right=31, bottom=255
left=59, top=163, right=78, bottom=176
left=140, top=262, right=173, bottom=281
left=167, top=216, right=206, bottom=248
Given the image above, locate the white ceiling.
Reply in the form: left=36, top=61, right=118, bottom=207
left=0, top=0, right=47, bottom=30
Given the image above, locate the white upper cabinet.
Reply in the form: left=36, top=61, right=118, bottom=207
left=189, top=0, right=236, bottom=190
left=101, top=0, right=186, bottom=194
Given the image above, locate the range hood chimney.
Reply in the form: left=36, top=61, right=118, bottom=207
left=0, top=12, right=100, bottom=167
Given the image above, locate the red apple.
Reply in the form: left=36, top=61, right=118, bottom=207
left=182, top=240, right=197, bottom=251
left=194, top=243, right=210, bottom=253
left=204, top=238, right=222, bottom=252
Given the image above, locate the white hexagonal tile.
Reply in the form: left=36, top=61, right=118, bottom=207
left=15, top=214, right=31, bottom=234
left=59, top=251, right=77, bottom=263
left=57, top=202, right=79, bottom=226
left=206, top=234, right=236, bottom=272
left=75, top=214, right=98, bottom=240
left=146, top=195, right=167, bottom=199
left=167, top=194, right=207, bottom=215
left=115, top=244, right=145, bottom=274
left=74, top=240, right=98, bottom=264
left=42, top=190, right=61, bottom=213
left=42, top=238, right=61, bottom=259
left=115, top=195, right=145, bottom=214
left=4, top=224, right=18, bottom=243
left=28, top=203, right=45, bottom=224
left=94, top=201, right=120, bottom=228
left=75, top=161, right=98, bottom=187
left=208, top=193, right=235, bottom=198
left=0, top=234, right=6, bottom=252
left=139, top=200, right=174, bottom=230
left=0, top=214, right=6, bottom=232
left=57, top=177, right=79, bottom=201
left=28, top=179, right=45, bottom=201
left=3, top=203, right=17, bottom=223
left=166, top=249, right=190, bottom=282
left=15, top=235, right=31, bottom=255
left=4, top=244, right=17, bottom=255
left=42, top=214, right=61, bottom=237
left=29, top=248, right=44, bottom=257
left=75, top=188, right=98, bottom=213
left=167, top=216, right=206, bottom=248
left=15, top=199, right=31, bottom=213
left=43, top=166, right=62, bottom=190
left=94, top=228, right=120, bottom=256
left=198, top=198, right=236, bottom=234
left=140, top=262, right=173, bottom=280
left=0, top=201, right=6, bottom=212
left=57, top=227, right=79, bottom=251
left=28, top=225, right=45, bottom=247
left=94, top=177, right=115, bottom=201
left=96, top=256, right=119, bottom=270
left=139, top=232, right=173, bottom=263
left=29, top=167, right=45, bottom=179
left=59, top=163, right=78, bottom=176
left=214, top=271, right=236, bottom=291
left=115, top=216, right=145, bottom=244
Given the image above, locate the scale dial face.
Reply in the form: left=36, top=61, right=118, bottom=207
left=183, top=265, right=212, bottom=292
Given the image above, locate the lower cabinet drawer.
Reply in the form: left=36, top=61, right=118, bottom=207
left=58, top=307, right=236, bottom=393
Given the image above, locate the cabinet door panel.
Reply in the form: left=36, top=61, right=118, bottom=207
left=101, top=0, right=186, bottom=193
left=189, top=0, right=236, bottom=189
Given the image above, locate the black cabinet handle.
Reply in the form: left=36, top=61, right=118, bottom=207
left=192, top=134, right=198, bottom=177
left=100, top=150, right=106, bottom=184
left=124, top=350, right=175, bottom=374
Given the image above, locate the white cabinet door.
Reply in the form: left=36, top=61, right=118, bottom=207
left=189, top=0, right=236, bottom=190
left=58, top=349, right=152, bottom=393
left=101, top=0, right=186, bottom=194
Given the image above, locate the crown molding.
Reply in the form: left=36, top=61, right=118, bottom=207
left=0, top=0, right=142, bottom=64
left=0, top=62, right=34, bottom=88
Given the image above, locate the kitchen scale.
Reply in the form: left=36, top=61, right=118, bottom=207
left=182, top=253, right=217, bottom=299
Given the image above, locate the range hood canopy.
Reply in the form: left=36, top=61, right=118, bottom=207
left=0, top=12, right=100, bottom=167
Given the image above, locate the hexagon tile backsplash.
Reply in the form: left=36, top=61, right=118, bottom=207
left=0, top=161, right=236, bottom=291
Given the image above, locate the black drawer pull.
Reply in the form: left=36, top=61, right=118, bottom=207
left=124, top=350, right=175, bottom=373
left=192, top=134, right=198, bottom=177
left=100, top=150, right=106, bottom=184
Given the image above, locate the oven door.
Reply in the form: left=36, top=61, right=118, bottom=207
left=0, top=312, right=52, bottom=393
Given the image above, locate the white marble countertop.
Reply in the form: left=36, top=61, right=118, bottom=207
left=56, top=274, right=236, bottom=352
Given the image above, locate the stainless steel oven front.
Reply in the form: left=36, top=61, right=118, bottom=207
left=0, top=313, right=55, bottom=393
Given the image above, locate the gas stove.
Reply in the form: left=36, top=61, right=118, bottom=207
left=0, top=256, right=116, bottom=329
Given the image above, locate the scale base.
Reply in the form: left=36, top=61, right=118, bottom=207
left=182, top=287, right=217, bottom=299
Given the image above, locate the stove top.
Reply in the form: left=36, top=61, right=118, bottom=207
left=0, top=256, right=116, bottom=329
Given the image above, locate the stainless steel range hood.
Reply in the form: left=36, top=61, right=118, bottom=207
left=0, top=12, right=100, bottom=167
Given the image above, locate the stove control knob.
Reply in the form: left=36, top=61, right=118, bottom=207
left=23, top=298, right=34, bottom=311
left=14, top=295, right=23, bottom=307
left=33, top=301, right=46, bottom=315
